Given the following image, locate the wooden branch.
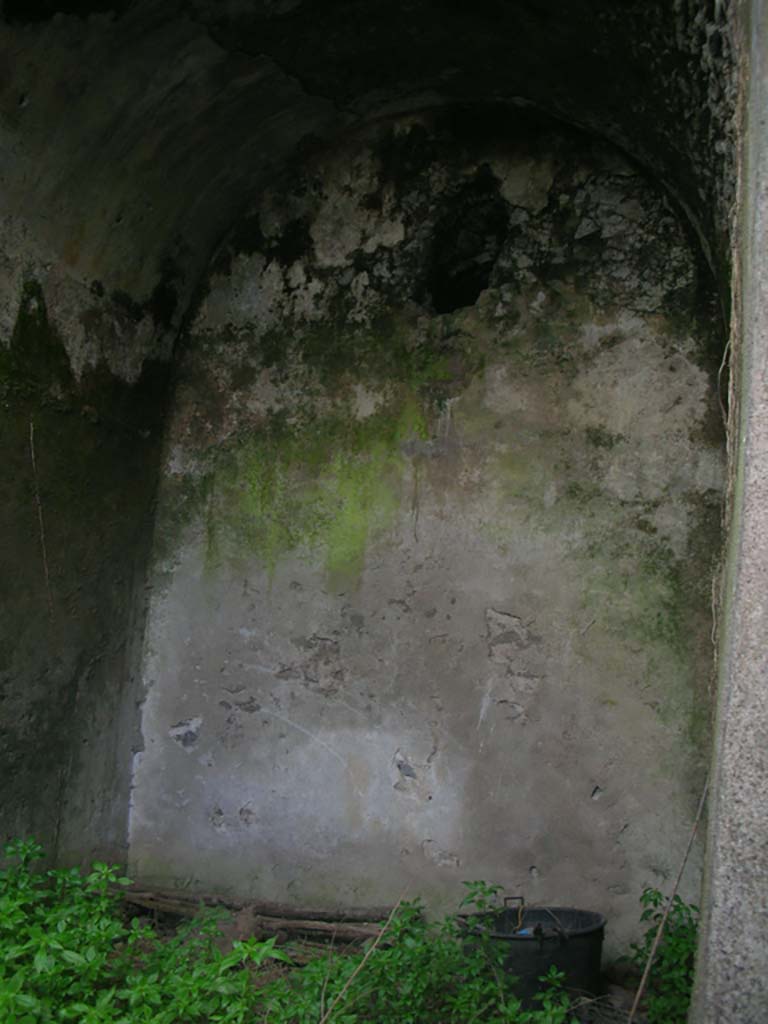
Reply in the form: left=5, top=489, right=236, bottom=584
left=318, top=898, right=403, bottom=1024
left=283, top=940, right=351, bottom=966
left=628, top=777, right=709, bottom=1024
left=250, top=914, right=381, bottom=943
left=114, top=885, right=393, bottom=939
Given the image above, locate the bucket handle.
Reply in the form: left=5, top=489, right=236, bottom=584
left=503, top=895, right=525, bottom=931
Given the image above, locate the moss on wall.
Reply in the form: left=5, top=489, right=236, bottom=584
left=167, top=297, right=488, bottom=586
left=204, top=384, right=428, bottom=585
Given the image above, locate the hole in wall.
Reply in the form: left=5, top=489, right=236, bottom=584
left=423, top=165, right=508, bottom=314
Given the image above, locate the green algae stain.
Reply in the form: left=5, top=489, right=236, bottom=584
left=321, top=438, right=402, bottom=584
left=474, top=398, right=705, bottom=743
left=210, top=394, right=426, bottom=586
left=173, top=301, right=486, bottom=587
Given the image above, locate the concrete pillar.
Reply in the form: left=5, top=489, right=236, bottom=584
left=691, top=2, right=768, bottom=1019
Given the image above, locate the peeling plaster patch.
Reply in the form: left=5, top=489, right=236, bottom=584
left=348, top=273, right=372, bottom=323
left=486, top=608, right=539, bottom=656
left=392, top=747, right=435, bottom=801
left=239, top=806, right=257, bottom=826
left=490, top=155, right=555, bottom=212
left=297, top=635, right=346, bottom=696
left=477, top=672, right=541, bottom=732
left=480, top=610, right=546, bottom=726
left=169, top=716, right=203, bottom=749
left=497, top=700, right=525, bottom=721
left=309, top=152, right=405, bottom=267
left=421, top=840, right=461, bottom=869
left=351, top=382, right=384, bottom=418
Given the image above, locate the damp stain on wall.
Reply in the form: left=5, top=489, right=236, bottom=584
left=129, top=110, right=725, bottom=954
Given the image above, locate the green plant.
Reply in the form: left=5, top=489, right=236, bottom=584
left=0, top=838, right=289, bottom=1023
left=261, top=898, right=577, bottom=1024
left=460, top=880, right=505, bottom=913
left=0, top=843, right=577, bottom=1024
left=630, top=886, right=699, bottom=1024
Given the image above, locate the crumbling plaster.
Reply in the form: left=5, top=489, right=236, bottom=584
left=130, top=116, right=725, bottom=955
left=0, top=0, right=739, bottom=364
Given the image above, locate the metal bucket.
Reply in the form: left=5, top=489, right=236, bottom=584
left=461, top=898, right=606, bottom=1005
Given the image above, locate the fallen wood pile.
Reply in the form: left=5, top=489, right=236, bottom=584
left=113, top=885, right=395, bottom=945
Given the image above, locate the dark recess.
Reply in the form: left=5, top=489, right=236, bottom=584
left=424, top=166, right=508, bottom=314
left=147, top=258, right=182, bottom=331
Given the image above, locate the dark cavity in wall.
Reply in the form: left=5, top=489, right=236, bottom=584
left=147, top=258, right=182, bottom=331
left=423, top=166, right=508, bottom=313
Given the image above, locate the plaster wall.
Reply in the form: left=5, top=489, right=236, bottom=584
left=130, top=115, right=725, bottom=953
left=0, top=0, right=736, bottom=898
